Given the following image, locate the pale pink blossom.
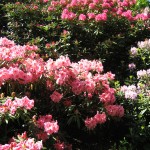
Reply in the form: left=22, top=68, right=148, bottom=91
left=44, top=121, right=59, bottom=135
left=130, top=47, right=138, bottom=56
left=128, top=63, right=136, bottom=70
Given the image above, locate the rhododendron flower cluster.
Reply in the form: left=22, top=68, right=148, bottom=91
left=130, top=47, right=138, bottom=56
left=99, top=88, right=116, bottom=105
left=128, top=63, right=136, bottom=70
left=130, top=39, right=150, bottom=60
left=36, top=115, right=59, bottom=137
left=0, top=38, right=45, bottom=85
left=45, top=56, right=115, bottom=97
left=137, top=69, right=150, bottom=79
left=120, top=85, right=138, bottom=100
left=120, top=68, right=150, bottom=100
left=50, top=91, right=63, bottom=103
left=85, top=112, right=106, bottom=130
left=105, top=105, right=124, bottom=118
left=138, top=39, right=150, bottom=49
left=0, top=132, right=43, bottom=150
left=0, top=37, right=38, bottom=62
left=0, top=96, right=34, bottom=115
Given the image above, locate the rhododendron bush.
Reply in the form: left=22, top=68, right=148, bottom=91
left=114, top=39, right=150, bottom=149
left=0, top=37, right=125, bottom=149
left=0, top=0, right=150, bottom=149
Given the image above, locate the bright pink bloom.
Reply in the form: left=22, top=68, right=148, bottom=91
left=102, top=3, right=111, bottom=8
left=89, top=3, right=96, bottom=9
left=95, top=13, right=107, bottom=21
left=122, top=10, right=133, bottom=21
left=94, top=112, right=106, bottom=124
left=87, top=13, right=95, bottom=19
left=93, top=0, right=99, bottom=4
left=79, top=14, right=86, bottom=21
left=99, top=88, right=116, bottom=105
left=36, top=115, right=53, bottom=128
left=50, top=91, right=63, bottom=103
left=0, top=144, right=11, bottom=150
left=44, top=121, right=59, bottom=135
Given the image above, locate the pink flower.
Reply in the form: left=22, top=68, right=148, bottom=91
left=36, top=115, right=53, bottom=128
left=94, top=112, right=106, bottom=124
left=104, top=72, right=115, bottom=80
left=95, top=14, right=102, bottom=21
left=106, top=105, right=124, bottom=118
left=84, top=79, right=95, bottom=93
left=122, top=10, right=133, bottom=21
left=93, top=0, right=99, bottom=4
left=125, top=90, right=137, bottom=100
left=85, top=117, right=97, bottom=130
left=61, top=9, right=76, bottom=20
left=33, top=5, right=38, bottom=10
left=130, top=47, right=138, bottom=56
left=99, top=88, right=116, bottom=105
left=0, top=37, right=15, bottom=47
left=50, top=91, right=63, bottom=103
left=89, top=3, right=96, bottom=9
left=48, top=6, right=55, bottom=11
left=102, top=3, right=111, bottom=8
left=79, top=14, right=86, bottom=21
left=135, top=13, right=148, bottom=21
left=43, top=0, right=48, bottom=3
left=116, top=8, right=123, bottom=15
left=0, top=132, right=43, bottom=150
left=87, top=13, right=95, bottom=19
left=44, top=121, right=59, bottom=135
left=128, top=63, right=136, bottom=70
left=0, top=106, right=9, bottom=114
left=137, top=70, right=147, bottom=79
left=0, top=144, right=11, bottom=150
left=95, top=13, right=107, bottom=21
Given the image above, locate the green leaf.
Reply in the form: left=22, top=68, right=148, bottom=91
left=140, top=109, right=147, bottom=115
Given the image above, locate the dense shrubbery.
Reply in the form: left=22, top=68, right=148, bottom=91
left=0, top=0, right=150, bottom=149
